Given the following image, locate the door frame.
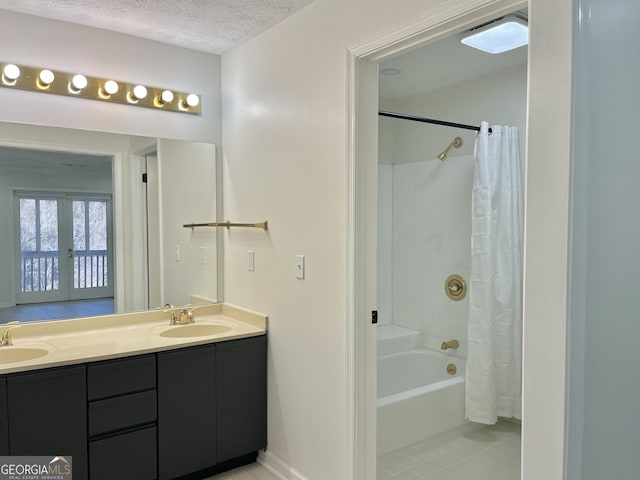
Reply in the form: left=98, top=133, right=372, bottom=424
left=13, top=191, right=69, bottom=304
left=345, top=1, right=534, bottom=478
left=65, top=193, right=114, bottom=301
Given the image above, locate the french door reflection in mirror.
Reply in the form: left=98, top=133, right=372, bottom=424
left=14, top=192, right=114, bottom=305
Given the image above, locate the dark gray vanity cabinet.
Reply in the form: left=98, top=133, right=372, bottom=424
left=0, top=377, right=8, bottom=455
left=0, top=333, right=267, bottom=480
left=216, top=335, right=267, bottom=463
left=87, top=355, right=157, bottom=480
left=7, top=365, right=88, bottom=479
left=157, top=343, right=217, bottom=480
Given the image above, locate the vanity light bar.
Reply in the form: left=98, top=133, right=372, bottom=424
left=0, top=62, right=201, bottom=115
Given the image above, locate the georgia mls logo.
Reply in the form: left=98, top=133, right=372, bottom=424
left=0, top=455, right=72, bottom=479
left=49, top=456, right=71, bottom=474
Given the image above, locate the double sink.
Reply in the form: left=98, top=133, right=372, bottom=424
left=0, top=303, right=266, bottom=371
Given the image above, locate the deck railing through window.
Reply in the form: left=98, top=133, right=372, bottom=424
left=21, top=250, right=108, bottom=293
left=73, top=250, right=109, bottom=288
left=21, top=251, right=59, bottom=293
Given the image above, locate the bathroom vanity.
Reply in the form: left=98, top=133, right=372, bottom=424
left=0, top=303, right=267, bottom=480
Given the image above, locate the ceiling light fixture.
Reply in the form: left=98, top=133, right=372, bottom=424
left=0, top=62, right=201, bottom=115
left=461, top=15, right=528, bottom=54
left=381, top=68, right=402, bottom=76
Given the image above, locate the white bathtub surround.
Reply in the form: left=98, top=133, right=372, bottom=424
left=377, top=419, right=521, bottom=480
left=466, top=123, right=523, bottom=425
left=390, top=156, right=474, bottom=355
left=377, top=324, right=421, bottom=356
left=377, top=348, right=469, bottom=455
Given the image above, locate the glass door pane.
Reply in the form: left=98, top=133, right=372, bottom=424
left=16, top=195, right=67, bottom=304
left=72, top=199, right=109, bottom=289
left=19, top=197, right=59, bottom=293
left=68, top=196, right=113, bottom=301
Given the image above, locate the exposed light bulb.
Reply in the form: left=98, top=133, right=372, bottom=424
left=161, top=90, right=174, bottom=104
left=69, top=74, right=88, bottom=93
left=132, top=85, right=147, bottom=100
left=103, top=80, right=119, bottom=95
left=38, top=69, right=55, bottom=87
left=2, top=64, right=20, bottom=84
left=185, top=94, right=200, bottom=108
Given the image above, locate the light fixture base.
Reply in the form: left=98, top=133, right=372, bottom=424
left=0, top=62, right=201, bottom=115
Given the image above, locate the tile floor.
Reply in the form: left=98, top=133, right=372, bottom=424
left=377, top=420, right=521, bottom=480
left=203, top=420, right=520, bottom=480
left=204, top=463, right=281, bottom=480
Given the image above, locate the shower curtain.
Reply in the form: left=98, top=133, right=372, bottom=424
left=465, top=121, right=523, bottom=425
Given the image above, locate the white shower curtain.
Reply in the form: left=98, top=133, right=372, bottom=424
left=465, top=121, right=523, bottom=425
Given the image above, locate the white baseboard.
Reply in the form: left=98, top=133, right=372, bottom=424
left=0, top=302, right=13, bottom=309
left=258, top=450, right=310, bottom=480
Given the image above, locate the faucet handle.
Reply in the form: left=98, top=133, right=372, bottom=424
left=178, top=309, right=195, bottom=324
left=1, top=321, right=20, bottom=346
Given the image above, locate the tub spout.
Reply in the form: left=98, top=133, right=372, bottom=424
left=441, top=339, right=459, bottom=350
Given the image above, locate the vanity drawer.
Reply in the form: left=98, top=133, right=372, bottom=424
left=89, top=425, right=157, bottom=480
left=88, top=355, right=156, bottom=400
left=89, top=389, right=157, bottom=437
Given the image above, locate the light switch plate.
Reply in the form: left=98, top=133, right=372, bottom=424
left=248, top=250, right=255, bottom=272
left=296, top=255, right=305, bottom=279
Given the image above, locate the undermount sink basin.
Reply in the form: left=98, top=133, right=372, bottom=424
left=159, top=324, right=233, bottom=338
left=0, top=347, right=50, bottom=363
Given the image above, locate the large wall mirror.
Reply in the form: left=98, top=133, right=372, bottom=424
left=0, top=121, right=220, bottom=324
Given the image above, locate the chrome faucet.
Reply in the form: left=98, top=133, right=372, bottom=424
left=441, top=339, right=459, bottom=350
left=0, top=321, right=21, bottom=346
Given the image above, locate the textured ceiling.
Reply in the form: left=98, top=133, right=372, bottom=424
left=0, top=0, right=314, bottom=54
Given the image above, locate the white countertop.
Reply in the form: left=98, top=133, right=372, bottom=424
left=0, top=303, right=268, bottom=374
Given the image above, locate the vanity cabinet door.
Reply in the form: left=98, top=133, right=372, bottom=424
left=157, top=344, right=217, bottom=480
left=7, top=365, right=88, bottom=479
left=216, top=335, right=267, bottom=462
left=0, top=377, right=8, bottom=455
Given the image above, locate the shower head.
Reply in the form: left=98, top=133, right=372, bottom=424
left=437, top=136, right=463, bottom=161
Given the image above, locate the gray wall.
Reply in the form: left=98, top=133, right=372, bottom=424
left=568, top=0, right=640, bottom=478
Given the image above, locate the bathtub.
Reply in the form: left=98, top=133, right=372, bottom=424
left=377, top=348, right=468, bottom=455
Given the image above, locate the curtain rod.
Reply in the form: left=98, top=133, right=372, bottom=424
left=378, top=110, right=481, bottom=132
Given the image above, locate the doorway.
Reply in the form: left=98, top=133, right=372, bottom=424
left=15, top=192, right=114, bottom=304
left=346, top=1, right=529, bottom=478
left=375, top=16, right=526, bottom=480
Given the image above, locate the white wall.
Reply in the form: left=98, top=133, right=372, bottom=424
left=0, top=9, right=221, bottom=144
left=388, top=63, right=527, bottom=164
left=157, top=140, right=218, bottom=307
left=567, top=0, right=640, bottom=478
left=222, top=1, right=468, bottom=477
